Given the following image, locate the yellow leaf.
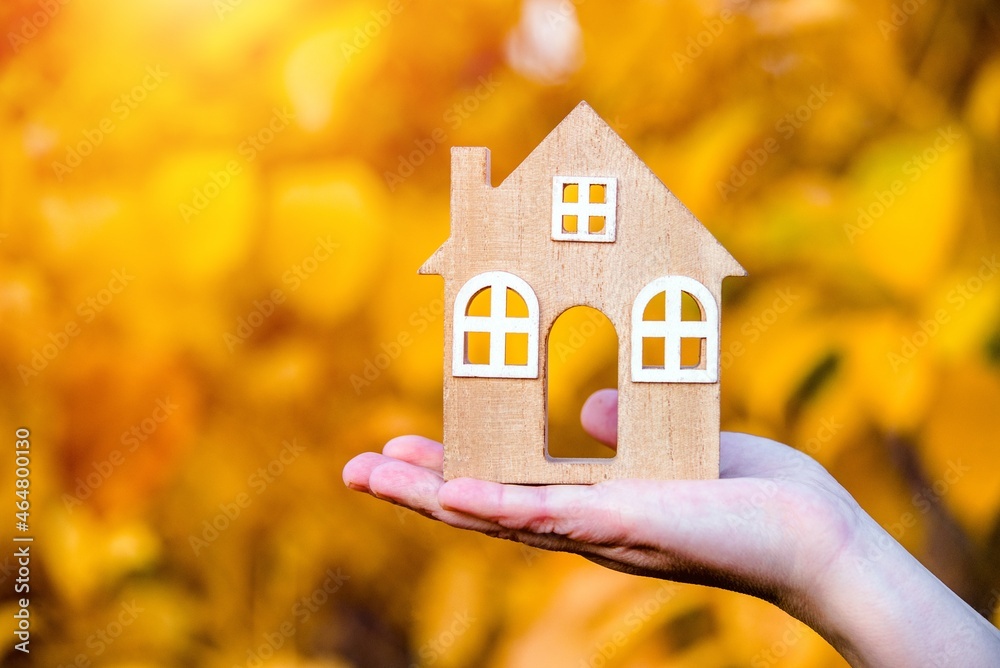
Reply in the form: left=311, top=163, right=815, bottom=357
left=922, top=258, right=1000, bottom=364
left=411, top=548, right=494, bottom=668
left=264, top=161, right=387, bottom=325
left=965, top=57, right=1000, bottom=142
left=921, top=364, right=1000, bottom=536
left=148, top=152, right=258, bottom=284
left=724, top=280, right=831, bottom=425
left=848, top=128, right=969, bottom=297
left=840, top=311, right=934, bottom=432
left=284, top=8, right=391, bottom=134
left=646, top=102, right=764, bottom=216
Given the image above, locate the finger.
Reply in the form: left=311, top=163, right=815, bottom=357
left=347, top=453, right=605, bottom=555
left=438, top=475, right=797, bottom=589
left=382, top=435, right=444, bottom=471
left=437, top=477, right=716, bottom=574
left=366, top=462, right=623, bottom=562
left=343, top=452, right=392, bottom=492
left=720, top=431, right=817, bottom=479
left=365, top=458, right=526, bottom=536
left=581, top=389, right=618, bottom=448
left=437, top=477, right=648, bottom=561
left=367, top=458, right=442, bottom=508
left=438, top=477, right=638, bottom=545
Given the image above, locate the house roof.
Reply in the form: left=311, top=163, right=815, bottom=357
left=420, top=101, right=745, bottom=281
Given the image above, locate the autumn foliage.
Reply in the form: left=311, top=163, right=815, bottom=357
left=1, top=0, right=999, bottom=665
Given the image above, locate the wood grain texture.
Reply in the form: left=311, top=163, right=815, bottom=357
left=420, top=101, right=745, bottom=484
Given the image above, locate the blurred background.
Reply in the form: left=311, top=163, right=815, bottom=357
left=2, top=0, right=1000, bottom=665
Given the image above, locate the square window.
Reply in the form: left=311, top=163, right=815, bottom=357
left=562, top=182, right=578, bottom=203
left=680, top=337, right=705, bottom=368
left=465, top=331, right=490, bottom=365
left=505, top=332, right=529, bottom=366
left=642, top=337, right=665, bottom=368
left=552, top=176, right=617, bottom=242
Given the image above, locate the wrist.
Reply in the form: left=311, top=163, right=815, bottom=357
left=789, top=513, right=1000, bottom=667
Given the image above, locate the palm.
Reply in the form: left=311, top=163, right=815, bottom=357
left=342, top=390, right=862, bottom=609
left=345, top=390, right=1000, bottom=667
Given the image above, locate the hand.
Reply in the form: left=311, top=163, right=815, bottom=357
left=343, top=389, right=1000, bottom=667
left=344, top=390, right=857, bottom=600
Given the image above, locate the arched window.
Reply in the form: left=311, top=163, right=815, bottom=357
left=453, top=272, right=539, bottom=378
left=631, top=276, right=718, bottom=383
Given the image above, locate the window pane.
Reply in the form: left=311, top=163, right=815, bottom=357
left=506, top=288, right=528, bottom=317
left=642, top=337, right=665, bottom=368
left=454, top=271, right=540, bottom=379
left=466, top=287, right=491, bottom=316
left=681, top=291, right=704, bottom=321
left=680, top=337, right=705, bottom=368
left=465, top=331, right=490, bottom=364
left=631, top=276, right=719, bottom=383
left=552, top=177, right=617, bottom=243
left=562, top=182, right=578, bottom=203
left=642, top=291, right=665, bottom=321
left=505, top=332, right=529, bottom=366
left=589, top=183, right=606, bottom=203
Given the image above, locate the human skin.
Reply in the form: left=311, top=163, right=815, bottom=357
left=343, top=389, right=1000, bottom=666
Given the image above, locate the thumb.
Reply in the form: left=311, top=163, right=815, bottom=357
left=581, top=389, right=618, bottom=448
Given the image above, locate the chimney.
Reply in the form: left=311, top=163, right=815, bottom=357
left=451, top=146, right=490, bottom=193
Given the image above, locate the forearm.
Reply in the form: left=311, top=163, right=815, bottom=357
left=791, top=515, right=1000, bottom=667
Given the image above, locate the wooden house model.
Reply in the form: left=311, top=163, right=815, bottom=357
left=420, top=101, right=745, bottom=484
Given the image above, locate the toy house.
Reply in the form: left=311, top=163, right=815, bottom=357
left=419, top=101, right=745, bottom=484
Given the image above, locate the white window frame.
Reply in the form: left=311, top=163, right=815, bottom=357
left=453, top=271, right=539, bottom=378
left=551, top=176, right=617, bottom=242
left=631, top=276, right=719, bottom=383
